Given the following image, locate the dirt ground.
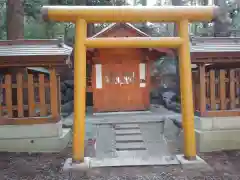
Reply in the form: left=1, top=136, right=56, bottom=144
left=0, top=147, right=240, bottom=180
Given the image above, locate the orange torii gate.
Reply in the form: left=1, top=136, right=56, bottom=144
left=41, top=6, right=221, bottom=163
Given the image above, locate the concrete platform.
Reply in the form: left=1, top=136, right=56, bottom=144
left=0, top=121, right=62, bottom=139
left=193, top=116, right=240, bottom=152
left=0, top=128, right=71, bottom=153
left=195, top=116, right=240, bottom=130
left=63, top=155, right=179, bottom=170
left=90, top=155, right=179, bottom=167
left=195, top=129, right=240, bottom=152
left=170, top=116, right=240, bottom=153
left=176, top=154, right=211, bottom=170
left=63, top=157, right=91, bottom=172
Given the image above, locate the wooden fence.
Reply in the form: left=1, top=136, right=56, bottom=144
left=193, top=67, right=240, bottom=117
left=0, top=68, right=61, bottom=125
left=205, top=69, right=240, bottom=116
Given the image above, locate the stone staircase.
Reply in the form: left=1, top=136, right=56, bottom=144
left=115, top=124, right=146, bottom=151
left=91, top=120, right=180, bottom=167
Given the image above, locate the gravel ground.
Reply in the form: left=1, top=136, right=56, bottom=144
left=1, top=147, right=240, bottom=180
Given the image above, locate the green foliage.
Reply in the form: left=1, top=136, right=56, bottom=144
left=0, top=2, right=7, bottom=40
left=24, top=0, right=47, bottom=19
left=0, top=0, right=126, bottom=41
left=2, top=0, right=240, bottom=41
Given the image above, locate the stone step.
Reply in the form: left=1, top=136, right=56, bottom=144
left=114, top=124, right=139, bottom=130
left=116, top=150, right=147, bottom=157
left=115, top=134, right=143, bottom=142
left=115, top=129, right=141, bottom=135
left=0, top=128, right=71, bottom=153
left=90, top=156, right=180, bottom=167
left=116, top=142, right=146, bottom=151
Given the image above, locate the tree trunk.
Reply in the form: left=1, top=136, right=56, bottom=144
left=202, top=0, right=209, bottom=36
left=138, top=0, right=147, bottom=33
left=75, top=0, right=94, bottom=37
left=172, top=0, right=182, bottom=35
left=172, top=0, right=183, bottom=97
left=7, top=0, right=24, bottom=40
left=213, top=0, right=230, bottom=37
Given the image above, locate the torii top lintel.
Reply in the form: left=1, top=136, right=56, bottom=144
left=41, top=6, right=222, bottom=23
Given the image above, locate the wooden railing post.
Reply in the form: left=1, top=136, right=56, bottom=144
left=199, top=64, right=206, bottom=115
left=16, top=73, right=24, bottom=117
left=57, top=74, right=61, bottom=115
left=39, top=74, right=47, bottom=116
left=220, top=70, right=226, bottom=110
left=49, top=68, right=59, bottom=118
left=5, top=74, right=12, bottom=118
left=229, top=69, right=236, bottom=109
left=209, top=70, right=216, bottom=110
left=28, top=74, right=35, bottom=117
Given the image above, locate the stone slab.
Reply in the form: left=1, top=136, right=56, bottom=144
left=116, top=142, right=145, bottom=150
left=93, top=111, right=151, bottom=116
left=115, top=129, right=141, bottom=135
left=88, top=113, right=176, bottom=125
left=0, top=121, right=63, bottom=139
left=195, top=129, right=240, bottom=152
left=95, top=125, right=116, bottom=158
left=114, top=124, right=139, bottom=129
left=194, top=116, right=240, bottom=131
left=0, top=128, right=71, bottom=153
left=116, top=150, right=148, bottom=157
left=63, top=157, right=90, bottom=172
left=176, top=154, right=211, bottom=171
left=212, top=116, right=240, bottom=130
left=116, top=134, right=143, bottom=142
left=90, top=156, right=180, bottom=167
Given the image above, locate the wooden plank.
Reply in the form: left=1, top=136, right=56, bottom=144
left=16, top=73, right=24, bottom=117
left=5, top=74, right=12, bottom=117
left=192, top=71, right=198, bottom=110
left=0, top=77, right=2, bottom=116
left=28, top=74, right=35, bottom=116
left=209, top=70, right=216, bottom=110
left=206, top=72, right=209, bottom=100
left=0, top=82, right=49, bottom=88
left=229, top=69, right=236, bottom=109
left=199, top=65, right=206, bottom=115
left=202, top=110, right=240, bottom=117
left=0, top=62, right=65, bottom=68
left=39, top=74, right=47, bottom=116
left=1, top=104, right=50, bottom=111
left=0, top=116, right=60, bottom=125
left=238, top=72, right=240, bottom=105
left=49, top=68, right=59, bottom=117
left=57, top=75, right=61, bottom=115
left=219, top=70, right=226, bottom=110
left=236, top=70, right=240, bottom=106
